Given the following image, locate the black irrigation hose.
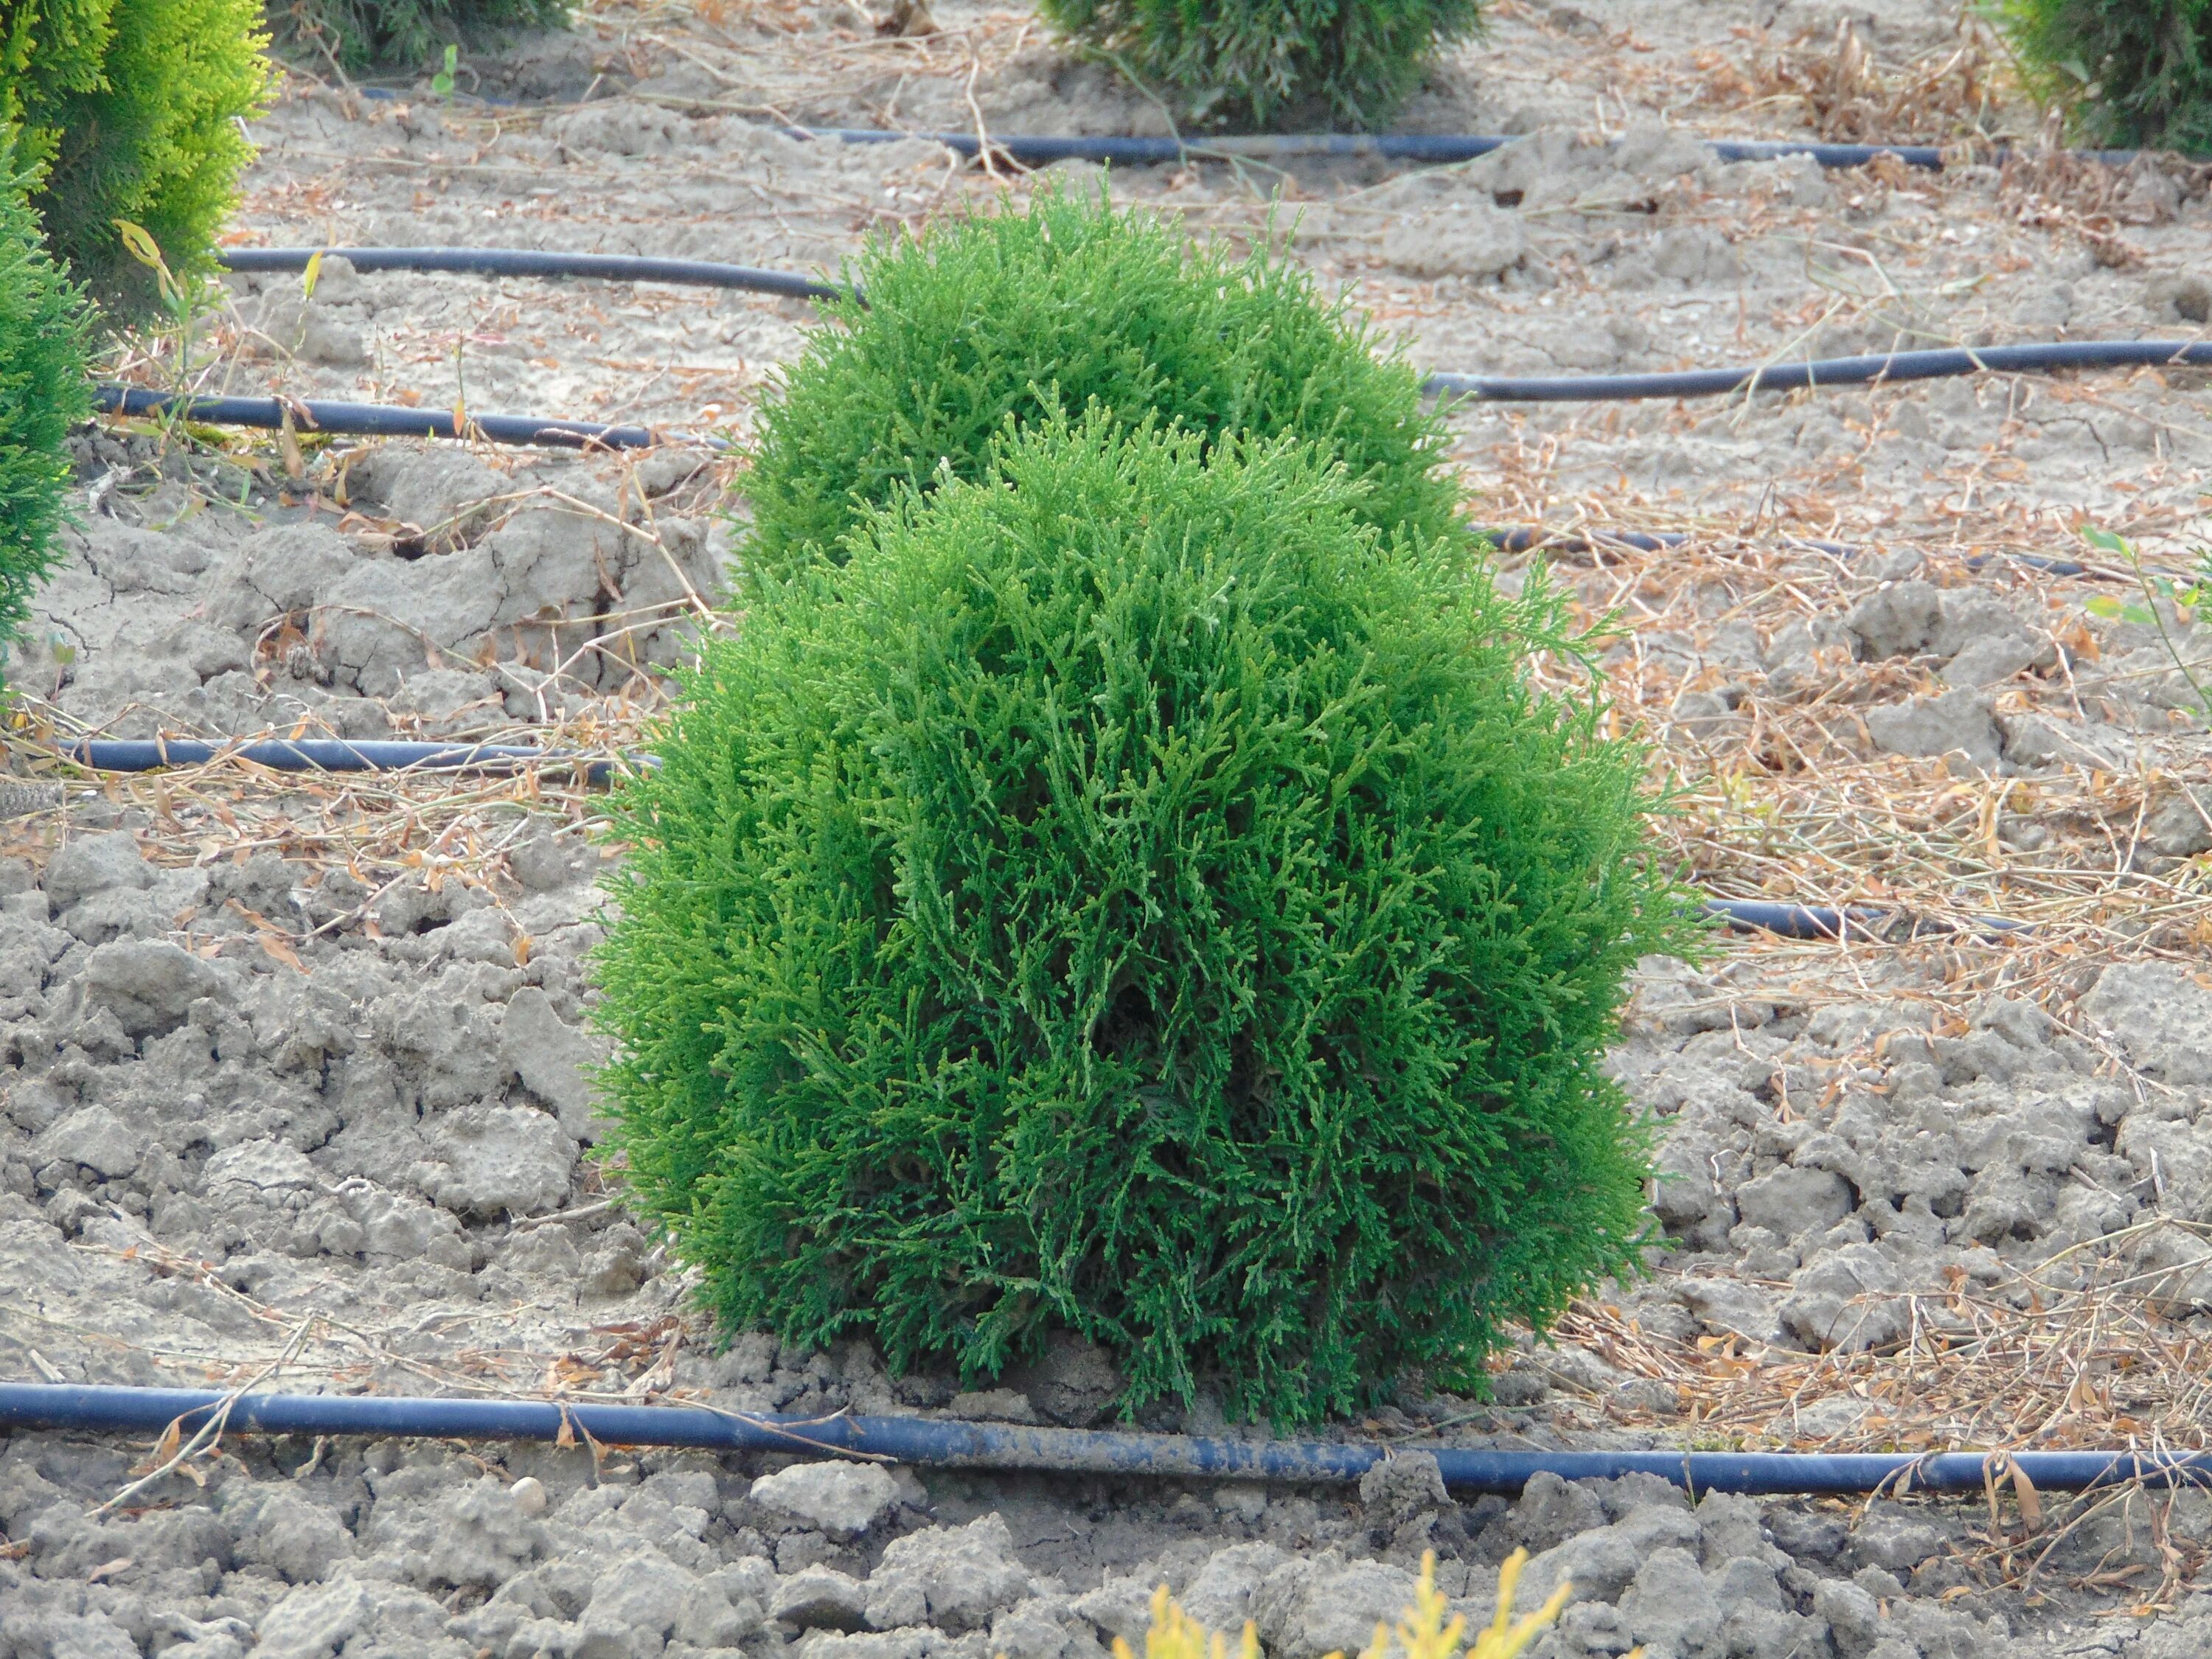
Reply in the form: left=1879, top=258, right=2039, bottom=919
left=1479, top=526, right=2093, bottom=580
left=50, top=747, right=2028, bottom=941
left=0, top=1383, right=2194, bottom=1494
left=98, top=337, right=2212, bottom=439
left=93, top=386, right=712, bottom=451
left=792, top=126, right=2155, bottom=175
left=199, top=240, right=2212, bottom=406
left=1702, top=899, right=2030, bottom=942
left=1481, top=526, right=1854, bottom=560
left=60, top=738, right=623, bottom=785
left=219, top=246, right=845, bottom=304
left=1426, top=339, right=2212, bottom=402
left=343, top=82, right=2154, bottom=173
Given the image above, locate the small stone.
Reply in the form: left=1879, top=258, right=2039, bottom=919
left=29, top=1105, right=144, bottom=1181
left=1851, top=1505, right=1945, bottom=1572
left=1863, top=690, right=2001, bottom=767
left=863, top=1513, right=1034, bottom=1633
left=575, top=1551, right=697, bottom=1659
left=771, top=1565, right=869, bottom=1631
left=751, top=1460, right=898, bottom=1539
left=254, top=1577, right=372, bottom=1659
left=1357, top=1453, right=1448, bottom=1527
left=83, top=938, right=220, bottom=1037
left=509, top=1476, right=548, bottom=1517
left=44, top=832, right=154, bottom=911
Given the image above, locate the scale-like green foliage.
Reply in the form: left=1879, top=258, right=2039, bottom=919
left=1, top=0, right=270, bottom=317
left=597, top=414, right=1690, bottom=1427
left=1038, top=0, right=1486, bottom=131
left=743, top=185, right=1461, bottom=588
left=1996, top=0, right=2212, bottom=153
left=0, top=139, right=92, bottom=672
left=266, top=0, right=571, bottom=73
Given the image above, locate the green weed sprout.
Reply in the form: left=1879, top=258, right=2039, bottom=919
left=594, top=412, right=1691, bottom=1428
left=742, top=183, right=1464, bottom=590
left=0, top=139, right=92, bottom=684
left=1040, top=0, right=1486, bottom=131
left=2079, top=524, right=2212, bottom=717
left=0, top=0, right=270, bottom=320
left=1989, top=0, right=2212, bottom=153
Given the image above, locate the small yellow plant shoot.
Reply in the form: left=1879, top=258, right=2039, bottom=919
left=1107, top=1547, right=1593, bottom=1659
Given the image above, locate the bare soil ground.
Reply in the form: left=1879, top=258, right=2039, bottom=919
left=7, top=3, right=2212, bottom=1657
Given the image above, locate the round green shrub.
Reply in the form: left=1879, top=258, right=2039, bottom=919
left=267, top=0, right=571, bottom=74
left=1, top=0, right=270, bottom=317
left=0, top=136, right=92, bottom=667
left=1997, top=0, right=2212, bottom=153
left=1038, top=0, right=1486, bottom=131
left=596, top=413, right=1691, bottom=1427
left=742, top=184, right=1462, bottom=589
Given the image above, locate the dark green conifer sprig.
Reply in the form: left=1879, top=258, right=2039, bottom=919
left=742, top=184, right=1462, bottom=589
left=595, top=413, right=1692, bottom=1427
left=265, top=0, right=571, bottom=74
left=0, top=0, right=270, bottom=318
left=1994, top=0, right=2212, bottom=154
left=1039, top=0, right=1486, bottom=131
left=0, top=139, right=93, bottom=675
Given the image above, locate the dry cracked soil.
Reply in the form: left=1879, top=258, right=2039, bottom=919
left=7, top=1, right=2212, bottom=1656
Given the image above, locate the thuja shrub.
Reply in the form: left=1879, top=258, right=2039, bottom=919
left=742, top=184, right=1461, bottom=588
left=1996, top=0, right=2212, bottom=153
left=1037, top=0, right=1486, bottom=131
left=266, top=0, right=571, bottom=73
left=596, top=414, right=1691, bottom=1427
left=0, top=144, right=92, bottom=667
left=0, top=0, right=270, bottom=316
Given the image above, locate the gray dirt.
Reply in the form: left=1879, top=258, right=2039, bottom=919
left=5, top=1, right=2212, bottom=1656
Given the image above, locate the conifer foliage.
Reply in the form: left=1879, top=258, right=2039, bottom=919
left=266, top=0, right=571, bottom=73
left=0, top=0, right=270, bottom=316
left=1038, top=0, right=1486, bottom=131
left=0, top=141, right=91, bottom=674
left=1997, top=0, right=2212, bottom=154
left=595, top=414, right=1688, bottom=1427
left=741, top=186, right=1461, bottom=588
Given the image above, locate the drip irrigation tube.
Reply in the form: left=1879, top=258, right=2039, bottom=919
left=219, top=246, right=845, bottom=304
left=109, top=341, right=2212, bottom=433
left=44, top=748, right=2025, bottom=939
left=792, top=126, right=2152, bottom=175
left=206, top=244, right=2212, bottom=408
left=1700, top=899, right=2028, bottom=941
left=94, top=386, right=711, bottom=451
left=1479, top=526, right=2092, bottom=580
left=341, top=87, right=2154, bottom=173
left=0, top=1384, right=2197, bottom=1495
left=1481, top=526, right=1854, bottom=560
left=1426, top=339, right=2212, bottom=402
left=60, top=738, right=622, bottom=785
